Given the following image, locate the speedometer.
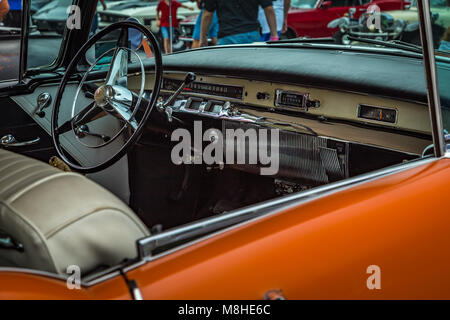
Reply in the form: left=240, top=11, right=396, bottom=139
left=358, top=104, right=397, bottom=124
left=162, top=78, right=244, bottom=100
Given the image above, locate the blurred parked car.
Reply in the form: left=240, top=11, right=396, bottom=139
left=32, top=0, right=128, bottom=34
left=31, top=0, right=52, bottom=15
left=327, top=7, right=419, bottom=44
left=99, top=0, right=200, bottom=51
left=287, top=0, right=410, bottom=39
left=179, top=14, right=201, bottom=47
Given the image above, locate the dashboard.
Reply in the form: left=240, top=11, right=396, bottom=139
left=128, top=71, right=432, bottom=155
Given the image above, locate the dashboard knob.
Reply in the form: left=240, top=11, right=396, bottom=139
left=257, top=92, right=270, bottom=100
left=35, top=92, right=52, bottom=118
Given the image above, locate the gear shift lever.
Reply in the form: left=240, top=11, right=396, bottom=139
left=158, top=72, right=196, bottom=122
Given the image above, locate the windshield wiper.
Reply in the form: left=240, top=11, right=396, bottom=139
left=266, top=37, right=335, bottom=44
left=347, top=36, right=423, bottom=54
left=266, top=36, right=423, bottom=55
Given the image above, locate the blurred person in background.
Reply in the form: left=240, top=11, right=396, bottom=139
left=438, top=0, right=450, bottom=52
left=258, top=0, right=290, bottom=41
left=200, top=0, right=277, bottom=46
left=191, top=0, right=218, bottom=48
left=0, top=0, right=9, bottom=23
left=157, top=0, right=194, bottom=54
left=3, top=0, right=20, bottom=27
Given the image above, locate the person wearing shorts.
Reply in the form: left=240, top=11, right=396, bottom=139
left=157, top=0, right=194, bottom=54
left=191, top=0, right=218, bottom=48
left=258, top=0, right=290, bottom=41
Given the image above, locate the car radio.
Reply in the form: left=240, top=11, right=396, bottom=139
left=275, top=90, right=320, bottom=112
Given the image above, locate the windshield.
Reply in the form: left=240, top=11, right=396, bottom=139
left=291, top=0, right=318, bottom=9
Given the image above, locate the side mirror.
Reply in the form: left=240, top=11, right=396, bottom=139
left=321, top=1, right=332, bottom=9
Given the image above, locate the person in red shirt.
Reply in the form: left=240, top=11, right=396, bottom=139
left=156, top=0, right=194, bottom=54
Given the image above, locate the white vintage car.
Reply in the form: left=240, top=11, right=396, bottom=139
left=32, top=0, right=129, bottom=34
left=99, top=0, right=200, bottom=51
left=389, top=0, right=449, bottom=24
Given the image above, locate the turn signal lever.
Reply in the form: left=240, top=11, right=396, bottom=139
left=157, top=72, right=196, bottom=122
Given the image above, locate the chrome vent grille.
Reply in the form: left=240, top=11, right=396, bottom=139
left=222, top=121, right=348, bottom=185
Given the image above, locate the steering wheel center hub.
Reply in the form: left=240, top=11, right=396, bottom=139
left=94, top=85, right=113, bottom=108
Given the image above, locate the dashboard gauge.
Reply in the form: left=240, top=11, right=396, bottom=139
left=163, top=78, right=244, bottom=100
left=357, top=105, right=397, bottom=124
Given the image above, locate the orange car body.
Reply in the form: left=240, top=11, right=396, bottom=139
left=1, top=157, right=449, bottom=300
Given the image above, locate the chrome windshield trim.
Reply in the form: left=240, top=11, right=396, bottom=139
left=417, top=0, right=446, bottom=157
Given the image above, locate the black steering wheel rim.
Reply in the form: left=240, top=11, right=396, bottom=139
left=51, top=21, right=163, bottom=174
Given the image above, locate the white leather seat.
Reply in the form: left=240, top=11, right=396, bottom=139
left=0, top=148, right=150, bottom=276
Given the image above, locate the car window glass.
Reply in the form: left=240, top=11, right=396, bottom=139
left=28, top=0, right=70, bottom=69
left=432, top=0, right=450, bottom=132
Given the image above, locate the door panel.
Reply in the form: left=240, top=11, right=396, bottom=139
left=0, top=96, right=56, bottom=162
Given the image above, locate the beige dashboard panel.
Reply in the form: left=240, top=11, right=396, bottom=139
left=129, top=72, right=431, bottom=134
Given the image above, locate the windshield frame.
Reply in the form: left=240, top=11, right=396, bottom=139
left=417, top=0, right=447, bottom=156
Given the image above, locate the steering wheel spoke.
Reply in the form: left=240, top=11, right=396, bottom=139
left=56, top=102, right=107, bottom=135
left=106, top=48, right=129, bottom=88
left=108, top=99, right=139, bottom=130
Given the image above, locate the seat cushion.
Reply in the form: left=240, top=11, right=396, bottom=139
left=0, top=148, right=150, bottom=275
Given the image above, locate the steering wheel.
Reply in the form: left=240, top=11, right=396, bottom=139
left=51, top=21, right=163, bottom=173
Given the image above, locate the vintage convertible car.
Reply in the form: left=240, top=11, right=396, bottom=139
left=286, top=0, right=409, bottom=38
left=0, top=0, right=449, bottom=299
